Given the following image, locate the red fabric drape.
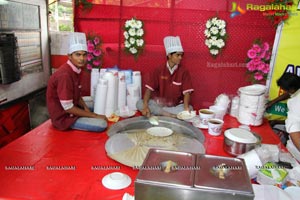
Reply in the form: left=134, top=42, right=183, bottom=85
left=74, top=0, right=276, bottom=109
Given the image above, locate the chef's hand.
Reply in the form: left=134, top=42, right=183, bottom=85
left=94, top=114, right=108, bottom=121
left=142, top=106, right=151, bottom=117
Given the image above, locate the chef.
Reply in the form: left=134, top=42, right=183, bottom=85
left=46, top=32, right=107, bottom=132
left=136, top=36, right=194, bottom=118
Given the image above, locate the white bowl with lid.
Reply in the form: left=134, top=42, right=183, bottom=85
left=224, top=128, right=261, bottom=156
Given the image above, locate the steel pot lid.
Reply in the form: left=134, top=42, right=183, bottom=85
left=224, top=128, right=258, bottom=143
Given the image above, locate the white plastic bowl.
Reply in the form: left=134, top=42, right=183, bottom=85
left=102, top=172, right=131, bottom=190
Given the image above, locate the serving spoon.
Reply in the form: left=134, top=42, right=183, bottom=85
left=148, top=116, right=159, bottom=126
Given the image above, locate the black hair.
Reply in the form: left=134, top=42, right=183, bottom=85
left=277, top=73, right=300, bottom=91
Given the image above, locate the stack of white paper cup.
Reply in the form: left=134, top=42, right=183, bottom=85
left=94, top=78, right=108, bottom=115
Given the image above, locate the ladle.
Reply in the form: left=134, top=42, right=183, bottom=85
left=148, top=116, right=159, bottom=126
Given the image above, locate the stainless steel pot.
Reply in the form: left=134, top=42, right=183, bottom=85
left=223, top=129, right=261, bottom=156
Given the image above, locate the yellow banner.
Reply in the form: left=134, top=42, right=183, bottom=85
left=267, top=0, right=300, bottom=120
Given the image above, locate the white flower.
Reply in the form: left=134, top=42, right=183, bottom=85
left=220, top=29, right=226, bottom=37
left=210, top=49, right=219, bottom=55
left=206, top=20, right=212, bottom=28
left=204, top=17, right=227, bottom=57
left=211, top=17, right=218, bottom=25
left=124, top=31, right=129, bottom=39
left=129, top=47, right=137, bottom=54
left=210, top=26, right=219, bottom=35
left=129, top=37, right=136, bottom=44
left=204, top=29, right=210, bottom=37
left=128, top=28, right=136, bottom=36
left=123, top=18, right=145, bottom=58
left=125, top=40, right=131, bottom=48
left=136, top=20, right=142, bottom=29
left=136, top=28, right=144, bottom=37
left=136, top=39, right=144, bottom=47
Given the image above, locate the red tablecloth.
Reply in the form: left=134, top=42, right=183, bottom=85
left=0, top=115, right=283, bottom=200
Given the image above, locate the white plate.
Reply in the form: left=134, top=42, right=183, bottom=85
left=192, top=121, right=208, bottom=129
left=102, top=172, right=131, bottom=190
left=146, top=127, right=173, bottom=137
left=177, top=111, right=196, bottom=122
left=115, top=110, right=136, bottom=118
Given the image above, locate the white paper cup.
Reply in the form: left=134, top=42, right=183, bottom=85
left=208, top=118, right=224, bottom=136
left=199, top=109, right=215, bottom=126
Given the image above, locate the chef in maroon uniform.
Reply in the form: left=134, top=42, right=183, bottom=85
left=137, top=36, right=194, bottom=118
left=46, top=32, right=107, bottom=132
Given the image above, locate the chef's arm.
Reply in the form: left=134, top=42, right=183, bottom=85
left=78, top=97, right=91, bottom=112
left=290, top=132, right=300, bottom=151
left=183, top=92, right=191, bottom=111
left=266, top=92, right=290, bottom=110
left=66, top=106, right=107, bottom=120
left=142, top=88, right=152, bottom=117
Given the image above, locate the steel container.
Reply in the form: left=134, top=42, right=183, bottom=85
left=135, top=149, right=254, bottom=200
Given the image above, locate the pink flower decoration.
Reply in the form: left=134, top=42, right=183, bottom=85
left=86, top=33, right=103, bottom=71
left=252, top=57, right=261, bottom=65
left=87, top=64, right=93, bottom=70
left=87, top=40, right=93, bottom=46
left=94, top=37, right=100, bottom=45
left=254, top=72, right=264, bottom=80
left=257, top=63, right=265, bottom=71
left=262, top=64, right=270, bottom=74
left=88, top=44, right=95, bottom=52
left=263, top=42, right=270, bottom=51
left=252, top=44, right=262, bottom=53
left=87, top=53, right=94, bottom=61
left=93, top=60, right=101, bottom=66
left=247, top=49, right=257, bottom=59
left=246, top=61, right=257, bottom=72
left=93, top=49, right=101, bottom=57
left=245, top=39, right=271, bottom=84
left=265, top=52, right=271, bottom=60
left=259, top=50, right=266, bottom=59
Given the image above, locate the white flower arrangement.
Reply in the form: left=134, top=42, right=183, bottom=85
left=204, top=17, right=227, bottom=57
left=124, top=18, right=145, bottom=59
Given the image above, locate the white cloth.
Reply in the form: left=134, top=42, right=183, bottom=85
left=285, top=89, right=300, bottom=133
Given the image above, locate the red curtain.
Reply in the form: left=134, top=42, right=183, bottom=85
left=74, top=0, right=276, bottom=109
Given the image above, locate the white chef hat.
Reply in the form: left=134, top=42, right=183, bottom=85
left=68, top=32, right=87, bottom=54
left=163, top=36, right=184, bottom=55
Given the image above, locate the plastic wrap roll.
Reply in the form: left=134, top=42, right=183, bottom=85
left=132, top=71, right=142, bottom=99
left=126, top=84, right=139, bottom=111
left=94, top=79, right=108, bottom=115
left=239, top=93, right=266, bottom=108
left=230, top=96, right=240, bottom=117
left=99, top=68, right=107, bottom=79
left=90, top=68, right=100, bottom=99
left=118, top=71, right=127, bottom=110
left=238, top=104, right=265, bottom=126
left=121, top=70, right=133, bottom=85
left=103, top=71, right=117, bottom=117
left=237, top=84, right=267, bottom=126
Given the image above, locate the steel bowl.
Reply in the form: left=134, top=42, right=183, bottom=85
left=223, top=130, right=261, bottom=156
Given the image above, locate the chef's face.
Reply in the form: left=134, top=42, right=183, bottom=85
left=168, top=52, right=184, bottom=66
left=68, top=51, right=87, bottom=68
